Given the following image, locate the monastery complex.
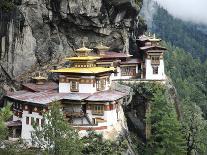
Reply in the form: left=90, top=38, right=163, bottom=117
left=3, top=34, right=167, bottom=141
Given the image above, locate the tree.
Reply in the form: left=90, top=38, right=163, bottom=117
left=32, top=101, right=83, bottom=155
left=0, top=105, right=12, bottom=143
left=181, top=99, right=207, bottom=155
left=146, top=88, right=186, bottom=155
left=82, top=131, right=128, bottom=155
left=0, top=0, right=15, bottom=11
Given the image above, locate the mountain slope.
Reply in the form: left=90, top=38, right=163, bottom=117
left=151, top=6, right=207, bottom=62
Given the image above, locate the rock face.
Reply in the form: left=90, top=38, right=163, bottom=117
left=0, top=0, right=145, bottom=78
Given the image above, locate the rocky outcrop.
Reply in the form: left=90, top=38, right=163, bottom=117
left=0, top=0, right=146, bottom=79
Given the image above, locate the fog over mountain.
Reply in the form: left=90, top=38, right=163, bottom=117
left=154, top=0, right=207, bottom=25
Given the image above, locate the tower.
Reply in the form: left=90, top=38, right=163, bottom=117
left=137, top=34, right=167, bottom=80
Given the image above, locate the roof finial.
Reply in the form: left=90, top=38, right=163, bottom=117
left=153, top=33, right=156, bottom=39
left=82, top=41, right=85, bottom=47
left=148, top=32, right=151, bottom=37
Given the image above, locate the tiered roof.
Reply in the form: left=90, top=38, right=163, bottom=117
left=50, top=44, right=115, bottom=74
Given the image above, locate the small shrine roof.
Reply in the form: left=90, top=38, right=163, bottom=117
left=22, top=82, right=58, bottom=92
left=137, top=35, right=149, bottom=41
left=95, top=43, right=110, bottom=51
left=50, top=67, right=115, bottom=74
left=76, top=46, right=92, bottom=53
left=32, top=76, right=47, bottom=80
left=119, top=58, right=142, bottom=65
left=85, top=90, right=127, bottom=102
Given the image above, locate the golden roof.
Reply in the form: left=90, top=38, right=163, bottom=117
left=95, top=43, right=110, bottom=51
left=65, top=56, right=100, bottom=61
left=50, top=67, right=115, bottom=74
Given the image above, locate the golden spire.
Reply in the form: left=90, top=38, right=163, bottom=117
left=75, top=41, right=92, bottom=56
left=32, top=72, right=47, bottom=85
left=95, top=42, right=110, bottom=51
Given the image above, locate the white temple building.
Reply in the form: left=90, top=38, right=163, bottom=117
left=4, top=34, right=167, bottom=141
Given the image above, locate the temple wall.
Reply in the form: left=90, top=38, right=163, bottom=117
left=145, top=59, right=166, bottom=80
left=104, top=109, right=117, bottom=126
left=59, top=82, right=70, bottom=93
left=21, top=111, right=42, bottom=141
left=79, top=83, right=96, bottom=93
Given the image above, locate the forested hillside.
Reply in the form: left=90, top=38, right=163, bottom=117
left=142, top=4, right=207, bottom=154
left=151, top=6, right=207, bottom=62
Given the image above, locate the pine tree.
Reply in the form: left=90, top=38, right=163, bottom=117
left=146, top=88, right=186, bottom=155
left=32, top=101, right=83, bottom=155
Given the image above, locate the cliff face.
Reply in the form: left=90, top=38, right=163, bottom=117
left=0, top=0, right=145, bottom=79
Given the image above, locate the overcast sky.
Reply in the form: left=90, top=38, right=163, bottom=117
left=153, top=0, right=207, bottom=25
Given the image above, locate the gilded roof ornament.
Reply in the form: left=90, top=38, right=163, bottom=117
left=76, top=41, right=92, bottom=53
left=95, top=42, right=110, bottom=51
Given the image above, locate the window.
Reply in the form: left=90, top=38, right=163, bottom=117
left=31, top=117, right=34, bottom=125
left=41, top=119, right=45, bottom=126
left=96, top=79, right=105, bottom=91
left=121, top=66, right=136, bottom=76
left=28, top=106, right=33, bottom=114
left=36, top=118, right=39, bottom=126
left=151, top=56, right=160, bottom=65
left=19, top=112, right=22, bottom=118
left=91, top=105, right=104, bottom=115
left=70, top=81, right=79, bottom=92
left=26, top=117, right=29, bottom=125
left=152, top=66, right=159, bottom=74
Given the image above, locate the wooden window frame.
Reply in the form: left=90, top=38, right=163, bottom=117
left=152, top=66, right=159, bottom=74
left=41, top=119, right=45, bottom=126
left=96, top=79, right=106, bottom=91
left=26, top=117, right=29, bottom=125
left=91, top=105, right=104, bottom=115
left=151, top=56, right=160, bottom=65
left=31, top=117, right=34, bottom=125
left=121, top=66, right=136, bottom=76
left=70, top=80, right=79, bottom=92
left=36, top=118, right=39, bottom=126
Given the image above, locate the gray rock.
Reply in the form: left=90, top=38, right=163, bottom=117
left=0, top=0, right=145, bottom=78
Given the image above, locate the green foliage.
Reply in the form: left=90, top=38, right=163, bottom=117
left=164, top=42, right=207, bottom=116
left=82, top=131, right=128, bottom=155
left=181, top=99, right=207, bottom=154
left=32, top=101, right=83, bottom=155
left=0, top=0, right=15, bottom=11
left=163, top=42, right=207, bottom=154
left=146, top=88, right=186, bottom=155
left=0, top=105, right=12, bottom=142
left=126, top=83, right=186, bottom=154
left=135, top=0, right=143, bottom=9
left=151, top=6, right=207, bottom=61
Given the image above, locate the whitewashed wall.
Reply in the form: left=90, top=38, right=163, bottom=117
left=145, top=59, right=166, bottom=80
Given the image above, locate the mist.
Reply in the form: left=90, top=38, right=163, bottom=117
left=154, top=0, right=207, bottom=25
